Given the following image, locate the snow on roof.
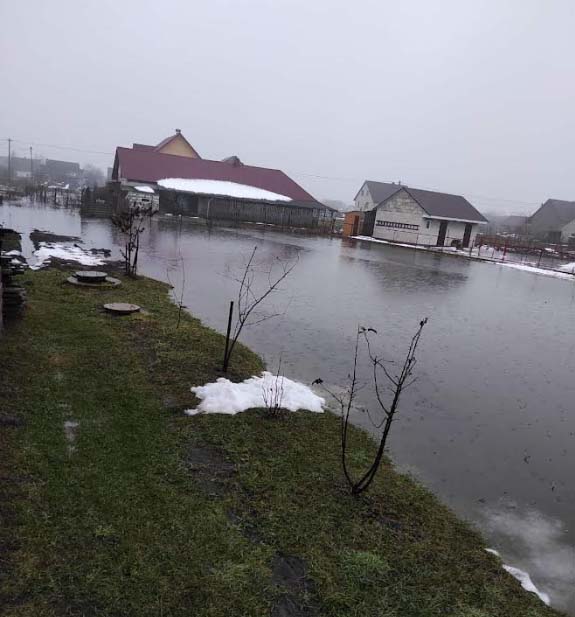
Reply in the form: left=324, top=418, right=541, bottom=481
left=134, top=185, right=155, bottom=194
left=185, top=372, right=325, bottom=416
left=114, top=147, right=321, bottom=203
left=157, top=178, right=292, bottom=202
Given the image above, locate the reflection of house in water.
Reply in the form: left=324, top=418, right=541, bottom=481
left=348, top=180, right=488, bottom=249
left=110, top=130, right=336, bottom=230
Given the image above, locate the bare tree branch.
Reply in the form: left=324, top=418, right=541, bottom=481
left=317, top=318, right=428, bottom=496
left=222, top=246, right=298, bottom=372
left=111, top=204, right=154, bottom=277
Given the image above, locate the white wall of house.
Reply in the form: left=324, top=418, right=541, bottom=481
left=560, top=219, right=575, bottom=242
left=373, top=190, right=428, bottom=243
left=372, top=189, right=480, bottom=246
left=354, top=183, right=376, bottom=212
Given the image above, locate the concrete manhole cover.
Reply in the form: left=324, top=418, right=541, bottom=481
left=103, top=302, right=141, bottom=315
left=66, top=274, right=121, bottom=287
left=75, top=270, right=108, bottom=283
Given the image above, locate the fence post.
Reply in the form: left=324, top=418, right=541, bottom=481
left=537, top=249, right=543, bottom=268
left=222, top=300, right=234, bottom=372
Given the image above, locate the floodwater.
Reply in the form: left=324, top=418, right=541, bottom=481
left=2, top=200, right=574, bottom=613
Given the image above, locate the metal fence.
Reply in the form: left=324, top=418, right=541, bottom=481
left=475, top=234, right=575, bottom=272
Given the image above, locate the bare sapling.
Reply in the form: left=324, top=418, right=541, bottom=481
left=261, top=357, right=285, bottom=417
left=111, top=204, right=154, bottom=276
left=222, top=245, right=298, bottom=373
left=166, top=255, right=187, bottom=329
left=314, top=318, right=428, bottom=496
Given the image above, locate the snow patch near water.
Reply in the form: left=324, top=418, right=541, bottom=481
left=503, top=564, right=551, bottom=605
left=493, top=261, right=575, bottom=280
left=158, top=178, right=292, bottom=202
left=352, top=236, right=575, bottom=281
left=185, top=372, right=325, bottom=416
left=482, top=506, right=574, bottom=611
left=485, top=549, right=550, bottom=604
left=30, top=243, right=105, bottom=270
left=557, top=261, right=575, bottom=274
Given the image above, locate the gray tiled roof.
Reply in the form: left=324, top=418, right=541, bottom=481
left=360, top=180, right=487, bottom=223
left=365, top=181, right=402, bottom=204
left=405, top=187, right=488, bottom=223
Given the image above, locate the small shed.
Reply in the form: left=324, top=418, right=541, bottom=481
left=342, top=211, right=364, bottom=237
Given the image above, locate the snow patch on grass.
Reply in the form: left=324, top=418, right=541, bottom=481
left=30, top=243, right=105, bottom=270
left=185, top=372, right=325, bottom=416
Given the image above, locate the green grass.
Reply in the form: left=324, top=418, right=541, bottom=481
left=0, top=268, right=562, bottom=616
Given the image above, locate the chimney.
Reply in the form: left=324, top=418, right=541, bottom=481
left=175, top=128, right=181, bottom=134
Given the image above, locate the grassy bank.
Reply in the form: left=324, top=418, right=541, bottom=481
left=0, top=268, right=560, bottom=617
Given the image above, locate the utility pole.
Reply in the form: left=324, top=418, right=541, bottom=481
left=7, top=138, right=12, bottom=184
left=29, top=146, right=33, bottom=180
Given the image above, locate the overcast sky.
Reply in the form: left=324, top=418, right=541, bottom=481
left=1, top=0, right=574, bottom=213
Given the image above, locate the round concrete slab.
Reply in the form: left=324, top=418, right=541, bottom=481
left=103, top=302, right=141, bottom=315
left=75, top=270, right=108, bottom=284
left=66, top=275, right=121, bottom=288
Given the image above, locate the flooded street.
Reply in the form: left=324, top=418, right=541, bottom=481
left=3, top=200, right=574, bottom=612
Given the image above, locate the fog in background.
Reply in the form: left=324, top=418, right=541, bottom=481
left=1, top=0, right=574, bottom=214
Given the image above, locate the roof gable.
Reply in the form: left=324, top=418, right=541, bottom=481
left=114, top=147, right=320, bottom=204
left=530, top=199, right=575, bottom=228
left=365, top=181, right=403, bottom=205
left=155, top=131, right=200, bottom=158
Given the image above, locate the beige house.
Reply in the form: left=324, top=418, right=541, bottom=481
left=130, top=129, right=201, bottom=159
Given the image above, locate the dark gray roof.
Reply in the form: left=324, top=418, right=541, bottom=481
left=529, top=199, right=575, bottom=229
left=362, top=180, right=487, bottom=223
left=404, top=187, right=488, bottom=223
left=501, top=215, right=528, bottom=227
left=45, top=159, right=81, bottom=174
left=364, top=180, right=402, bottom=204
left=0, top=156, right=41, bottom=172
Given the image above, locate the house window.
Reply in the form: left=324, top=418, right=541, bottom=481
left=376, top=220, right=419, bottom=231
left=426, top=220, right=430, bottom=229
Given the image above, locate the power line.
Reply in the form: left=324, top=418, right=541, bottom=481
left=1, top=136, right=543, bottom=207
left=1, top=137, right=113, bottom=156
left=287, top=168, right=541, bottom=207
